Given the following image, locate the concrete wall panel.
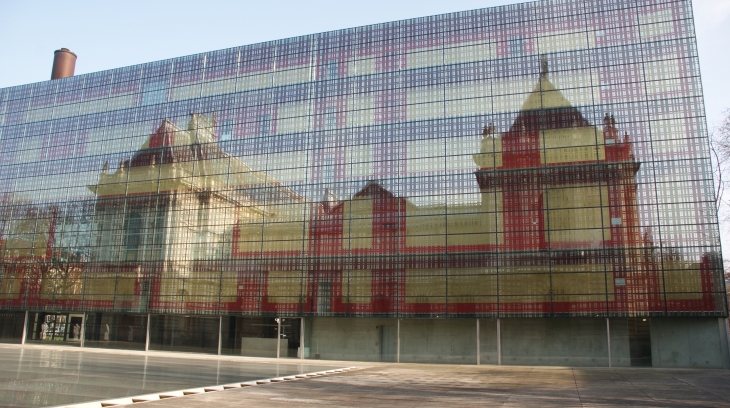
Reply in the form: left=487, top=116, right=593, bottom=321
left=304, top=317, right=730, bottom=369
left=650, top=317, right=728, bottom=369
left=501, top=318, right=609, bottom=366
left=400, top=319, right=477, bottom=364
left=609, top=318, right=631, bottom=367
left=308, top=317, right=397, bottom=362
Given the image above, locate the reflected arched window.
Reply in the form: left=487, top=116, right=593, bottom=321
left=124, top=211, right=143, bottom=261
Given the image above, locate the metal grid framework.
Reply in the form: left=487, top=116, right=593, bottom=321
left=0, top=0, right=724, bottom=318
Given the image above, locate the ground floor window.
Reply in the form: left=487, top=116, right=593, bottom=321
left=26, top=312, right=84, bottom=344
left=221, top=317, right=301, bottom=358
left=0, top=311, right=25, bottom=343
left=84, top=313, right=147, bottom=350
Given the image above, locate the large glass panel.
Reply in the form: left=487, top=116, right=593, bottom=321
left=148, top=315, right=219, bottom=354
left=236, top=317, right=279, bottom=358
left=0, top=311, right=25, bottom=343
left=83, top=313, right=147, bottom=350
left=221, top=317, right=301, bottom=358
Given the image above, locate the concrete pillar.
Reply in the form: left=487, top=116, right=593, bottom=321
left=476, top=319, right=480, bottom=365
left=722, top=317, right=730, bottom=369
left=144, top=314, right=151, bottom=352
left=276, top=318, right=281, bottom=359
left=217, top=316, right=222, bottom=356
left=80, top=313, right=86, bottom=348
left=606, top=317, right=612, bottom=368
left=299, top=318, right=304, bottom=360
left=497, top=318, right=502, bottom=365
left=20, top=311, right=28, bottom=345
left=396, top=318, right=401, bottom=363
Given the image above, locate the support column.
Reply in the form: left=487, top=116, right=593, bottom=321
left=719, top=317, right=730, bottom=369
left=725, top=318, right=730, bottom=367
left=276, top=318, right=281, bottom=359
left=396, top=318, right=401, bottom=363
left=299, top=318, right=304, bottom=360
left=144, top=314, right=151, bottom=352
left=80, top=313, right=86, bottom=348
left=476, top=319, right=480, bottom=365
left=497, top=318, right=501, bottom=366
left=20, top=311, right=28, bottom=345
left=606, top=317, right=612, bottom=368
left=217, top=316, right=222, bottom=356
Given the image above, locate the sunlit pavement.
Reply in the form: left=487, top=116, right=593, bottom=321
left=0, top=344, right=343, bottom=408
left=3, top=344, right=730, bottom=408
left=130, top=363, right=730, bottom=408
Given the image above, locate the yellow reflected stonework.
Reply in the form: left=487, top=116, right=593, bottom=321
left=545, top=184, right=610, bottom=244
left=405, top=269, right=447, bottom=303
left=343, top=198, right=373, bottom=250
left=344, top=270, right=372, bottom=304
left=540, top=128, right=605, bottom=164
left=267, top=271, right=305, bottom=303
left=661, top=260, right=703, bottom=300
left=0, top=271, right=22, bottom=300
left=401, top=265, right=615, bottom=304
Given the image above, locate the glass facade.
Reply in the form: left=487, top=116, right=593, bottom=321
left=0, top=0, right=725, bottom=364
left=0, top=311, right=25, bottom=343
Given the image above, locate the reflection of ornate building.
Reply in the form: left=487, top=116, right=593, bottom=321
left=90, top=114, right=241, bottom=264
left=473, top=65, right=641, bottom=252
left=253, top=65, right=649, bottom=316
left=89, top=114, right=308, bottom=307
left=225, top=65, right=711, bottom=317
left=78, top=67, right=712, bottom=317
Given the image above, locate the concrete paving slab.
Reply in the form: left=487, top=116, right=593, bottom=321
left=117, top=365, right=730, bottom=408
left=0, top=344, right=341, bottom=408
left=3, top=344, right=730, bottom=407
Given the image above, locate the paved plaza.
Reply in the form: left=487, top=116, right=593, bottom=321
left=2, top=344, right=730, bottom=407
left=0, top=345, right=339, bottom=408
left=128, top=364, right=730, bottom=407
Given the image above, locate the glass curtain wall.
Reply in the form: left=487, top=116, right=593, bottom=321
left=221, top=317, right=301, bottom=357
left=0, top=0, right=723, bottom=341
left=84, top=313, right=147, bottom=350
left=148, top=315, right=219, bottom=354
left=0, top=311, right=25, bottom=343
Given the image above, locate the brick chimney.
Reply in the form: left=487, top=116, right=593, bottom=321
left=51, top=48, right=77, bottom=80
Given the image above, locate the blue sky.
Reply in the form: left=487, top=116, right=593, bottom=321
left=1, top=0, right=729, bottom=251
left=0, top=0, right=726, bottom=127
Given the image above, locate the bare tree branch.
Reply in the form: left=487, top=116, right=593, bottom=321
left=710, top=109, right=730, bottom=217
left=711, top=132, right=724, bottom=212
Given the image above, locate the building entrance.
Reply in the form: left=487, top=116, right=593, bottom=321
left=628, top=318, right=652, bottom=366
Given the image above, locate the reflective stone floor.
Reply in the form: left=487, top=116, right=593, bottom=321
left=0, top=345, right=339, bottom=408
left=138, top=364, right=730, bottom=407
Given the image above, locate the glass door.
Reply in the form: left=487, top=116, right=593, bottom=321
left=67, top=314, right=84, bottom=342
